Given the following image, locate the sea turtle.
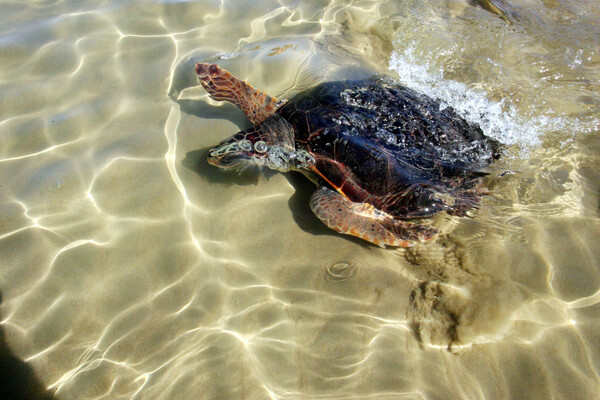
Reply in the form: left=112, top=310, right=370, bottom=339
left=195, top=63, right=500, bottom=247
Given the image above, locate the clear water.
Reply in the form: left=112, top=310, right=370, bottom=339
left=1, top=1, right=599, bottom=399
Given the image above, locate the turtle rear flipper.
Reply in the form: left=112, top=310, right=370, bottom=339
left=195, top=63, right=286, bottom=125
left=309, top=187, right=438, bottom=248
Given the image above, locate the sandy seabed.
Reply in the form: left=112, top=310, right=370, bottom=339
left=1, top=1, right=600, bottom=399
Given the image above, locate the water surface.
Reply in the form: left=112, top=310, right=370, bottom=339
left=1, top=1, right=599, bottom=399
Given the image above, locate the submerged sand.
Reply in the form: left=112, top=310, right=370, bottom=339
left=1, top=1, right=599, bottom=399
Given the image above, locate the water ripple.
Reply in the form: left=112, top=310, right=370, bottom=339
left=1, top=1, right=600, bottom=399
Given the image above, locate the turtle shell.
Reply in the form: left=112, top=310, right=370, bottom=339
left=276, top=78, right=501, bottom=219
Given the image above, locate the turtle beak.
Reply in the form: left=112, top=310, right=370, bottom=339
left=207, top=152, right=246, bottom=169
left=207, top=141, right=249, bottom=169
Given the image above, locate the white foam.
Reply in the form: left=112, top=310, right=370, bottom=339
left=388, top=45, right=543, bottom=151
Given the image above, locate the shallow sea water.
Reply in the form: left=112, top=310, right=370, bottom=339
left=1, top=0, right=600, bottom=399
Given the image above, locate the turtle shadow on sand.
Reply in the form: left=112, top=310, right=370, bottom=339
left=285, top=172, right=335, bottom=236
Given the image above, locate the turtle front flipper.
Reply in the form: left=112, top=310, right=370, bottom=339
left=195, top=63, right=286, bottom=125
left=309, top=187, right=438, bottom=248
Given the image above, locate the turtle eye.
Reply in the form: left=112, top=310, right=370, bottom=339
left=254, top=141, right=268, bottom=153
left=238, top=140, right=252, bottom=151
left=301, top=152, right=315, bottom=167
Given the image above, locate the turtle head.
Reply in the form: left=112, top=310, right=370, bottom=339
left=208, top=114, right=315, bottom=172
left=207, top=125, right=272, bottom=169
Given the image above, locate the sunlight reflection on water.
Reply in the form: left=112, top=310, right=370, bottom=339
left=0, top=0, right=599, bottom=399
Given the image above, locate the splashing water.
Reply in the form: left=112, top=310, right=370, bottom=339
left=389, top=45, right=543, bottom=150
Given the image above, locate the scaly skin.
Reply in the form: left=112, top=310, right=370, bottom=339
left=195, top=63, right=286, bottom=125
left=310, top=186, right=438, bottom=247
